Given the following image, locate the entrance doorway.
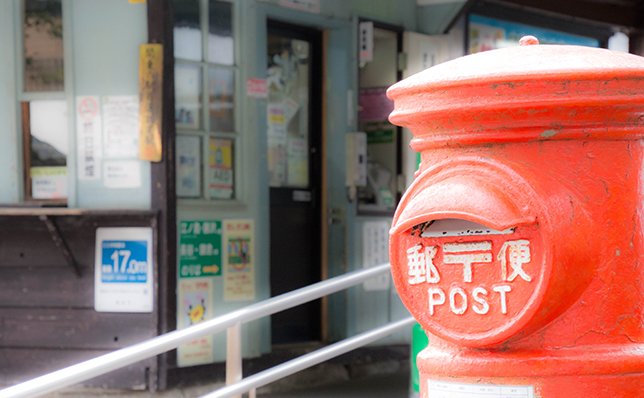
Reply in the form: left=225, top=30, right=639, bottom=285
left=267, top=21, right=323, bottom=344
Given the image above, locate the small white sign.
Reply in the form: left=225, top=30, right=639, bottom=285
left=359, top=21, right=374, bottom=63
left=103, top=160, right=142, bottom=189
left=76, top=96, right=102, bottom=180
left=94, top=227, right=154, bottom=313
left=279, top=0, right=319, bottom=13
left=428, top=380, right=534, bottom=397
left=362, top=221, right=391, bottom=291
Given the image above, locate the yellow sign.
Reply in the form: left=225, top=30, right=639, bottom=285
left=138, top=44, right=163, bottom=162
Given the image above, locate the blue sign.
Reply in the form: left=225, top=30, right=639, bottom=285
left=101, top=240, right=149, bottom=283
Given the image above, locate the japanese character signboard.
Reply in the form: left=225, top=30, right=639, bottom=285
left=94, top=227, right=153, bottom=313
left=179, top=220, right=222, bottom=278
left=138, top=43, right=163, bottom=162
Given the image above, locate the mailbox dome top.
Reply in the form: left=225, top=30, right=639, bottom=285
left=389, top=42, right=644, bottom=97
left=388, top=41, right=644, bottom=150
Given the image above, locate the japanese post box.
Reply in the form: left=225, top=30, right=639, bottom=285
left=387, top=36, right=644, bottom=397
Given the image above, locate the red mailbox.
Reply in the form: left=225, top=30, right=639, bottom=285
left=388, top=37, right=644, bottom=397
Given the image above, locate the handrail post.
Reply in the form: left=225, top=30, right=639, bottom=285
left=226, top=322, right=242, bottom=398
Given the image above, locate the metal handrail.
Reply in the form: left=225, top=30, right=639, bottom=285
left=0, top=262, right=393, bottom=398
left=200, top=316, right=416, bottom=398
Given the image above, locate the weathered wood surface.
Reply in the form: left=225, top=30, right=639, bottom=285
left=0, top=348, right=152, bottom=388
left=0, top=214, right=158, bottom=390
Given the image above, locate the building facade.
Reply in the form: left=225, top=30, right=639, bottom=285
left=0, top=0, right=639, bottom=391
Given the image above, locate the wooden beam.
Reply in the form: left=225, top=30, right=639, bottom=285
left=320, top=29, right=329, bottom=343
left=147, top=0, right=177, bottom=391
left=39, top=215, right=82, bottom=277
left=503, top=0, right=641, bottom=29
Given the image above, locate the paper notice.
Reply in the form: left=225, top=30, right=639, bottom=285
left=362, top=221, right=391, bottom=291
left=103, top=96, right=140, bottom=159
left=103, top=160, right=142, bottom=189
left=76, top=96, right=102, bottom=180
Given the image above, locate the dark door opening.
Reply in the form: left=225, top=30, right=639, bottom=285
left=267, top=21, right=323, bottom=345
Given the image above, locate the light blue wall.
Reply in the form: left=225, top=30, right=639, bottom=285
left=417, top=1, right=468, bottom=35
left=72, top=0, right=150, bottom=209
left=0, top=0, right=150, bottom=208
left=352, top=0, right=417, bottom=31
left=0, top=2, right=20, bottom=203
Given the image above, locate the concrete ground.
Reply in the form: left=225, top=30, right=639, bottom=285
left=39, top=345, right=411, bottom=398
left=42, top=370, right=410, bottom=398
left=263, top=371, right=410, bottom=398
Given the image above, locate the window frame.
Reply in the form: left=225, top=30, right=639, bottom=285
left=174, top=0, right=244, bottom=205
left=355, top=19, right=404, bottom=217
left=15, top=0, right=74, bottom=205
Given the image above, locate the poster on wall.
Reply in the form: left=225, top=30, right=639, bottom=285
left=31, top=167, right=68, bottom=199
left=286, top=137, right=308, bottom=187
left=358, top=87, right=394, bottom=123
left=209, top=138, right=233, bottom=199
left=177, top=278, right=215, bottom=367
left=223, top=219, right=255, bottom=301
left=76, top=95, right=102, bottom=180
left=94, top=227, right=153, bottom=313
left=362, top=221, right=391, bottom=291
left=176, top=135, right=201, bottom=197
left=103, top=95, right=140, bottom=159
left=267, top=104, right=287, bottom=187
left=179, top=220, right=222, bottom=278
left=468, top=14, right=600, bottom=54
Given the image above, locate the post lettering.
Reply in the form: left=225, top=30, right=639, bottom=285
left=428, top=287, right=445, bottom=315
left=449, top=287, right=467, bottom=315
left=472, top=287, right=489, bottom=315
left=493, top=285, right=512, bottom=314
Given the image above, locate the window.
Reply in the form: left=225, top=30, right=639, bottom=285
left=21, top=0, right=68, bottom=203
left=357, top=24, right=402, bottom=215
left=174, top=0, right=238, bottom=201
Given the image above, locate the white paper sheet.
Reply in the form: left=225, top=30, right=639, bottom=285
left=103, top=160, right=142, bottom=189
left=103, top=95, right=140, bottom=159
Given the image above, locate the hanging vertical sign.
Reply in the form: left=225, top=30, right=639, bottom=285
left=179, top=220, right=223, bottom=278
left=223, top=219, right=255, bottom=301
left=138, top=43, right=163, bottom=162
left=94, top=227, right=154, bottom=313
left=359, top=21, right=374, bottom=63
left=76, top=96, right=102, bottom=180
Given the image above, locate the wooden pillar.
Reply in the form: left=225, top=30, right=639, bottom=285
left=147, top=0, right=177, bottom=390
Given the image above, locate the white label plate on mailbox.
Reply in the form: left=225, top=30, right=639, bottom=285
left=428, top=380, right=534, bottom=398
left=421, top=219, right=515, bottom=238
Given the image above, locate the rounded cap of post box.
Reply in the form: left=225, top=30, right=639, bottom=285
left=387, top=37, right=644, bottom=151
